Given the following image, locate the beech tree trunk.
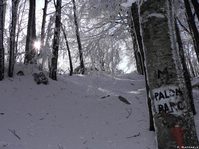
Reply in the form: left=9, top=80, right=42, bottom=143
left=72, top=0, right=85, bottom=74
left=61, top=24, right=73, bottom=76
left=24, top=0, right=36, bottom=64
left=49, top=0, right=62, bottom=80
left=184, top=0, right=199, bottom=63
left=0, top=0, right=4, bottom=80
left=141, top=0, right=199, bottom=148
left=8, top=0, right=20, bottom=77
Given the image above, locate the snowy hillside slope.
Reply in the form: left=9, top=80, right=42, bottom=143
left=0, top=72, right=198, bottom=149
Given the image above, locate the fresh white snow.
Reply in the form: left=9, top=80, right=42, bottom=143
left=0, top=71, right=199, bottom=149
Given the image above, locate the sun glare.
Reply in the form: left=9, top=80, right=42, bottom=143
left=34, top=41, right=41, bottom=49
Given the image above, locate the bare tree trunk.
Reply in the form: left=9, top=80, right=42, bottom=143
left=131, top=3, right=144, bottom=75
left=141, top=0, right=199, bottom=148
left=49, top=0, right=62, bottom=80
left=131, top=2, right=154, bottom=131
left=41, top=0, right=50, bottom=47
left=175, top=19, right=196, bottom=115
left=190, top=0, right=199, bottom=21
left=8, top=0, right=20, bottom=77
left=40, top=0, right=51, bottom=70
left=0, top=0, right=5, bottom=80
left=129, top=15, right=143, bottom=75
left=45, top=15, right=54, bottom=70
left=184, top=0, right=199, bottom=63
left=24, top=0, right=36, bottom=64
left=72, top=0, right=85, bottom=74
left=61, top=24, right=73, bottom=76
left=16, top=0, right=27, bottom=56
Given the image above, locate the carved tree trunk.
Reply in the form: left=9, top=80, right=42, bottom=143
left=24, top=0, right=36, bottom=64
left=0, top=0, right=4, bottom=80
left=8, top=0, right=20, bottom=77
left=49, top=0, right=62, bottom=80
left=72, top=0, right=85, bottom=74
left=141, top=0, right=199, bottom=148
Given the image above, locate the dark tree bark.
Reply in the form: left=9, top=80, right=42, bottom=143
left=131, top=2, right=154, bottom=131
left=41, top=0, right=50, bottom=47
left=141, top=0, right=199, bottom=148
left=129, top=14, right=143, bottom=75
left=49, top=0, right=62, bottom=80
left=61, top=24, right=73, bottom=76
left=24, top=0, right=36, bottom=64
left=131, top=3, right=144, bottom=75
left=0, top=0, right=5, bottom=80
left=175, top=19, right=196, bottom=115
left=184, top=0, right=199, bottom=63
left=8, top=0, right=20, bottom=77
left=72, top=0, right=85, bottom=74
left=190, top=0, right=199, bottom=21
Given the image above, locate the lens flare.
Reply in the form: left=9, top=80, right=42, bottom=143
left=34, top=41, right=41, bottom=49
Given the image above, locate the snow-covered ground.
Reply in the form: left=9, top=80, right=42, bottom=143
left=0, top=71, right=198, bottom=149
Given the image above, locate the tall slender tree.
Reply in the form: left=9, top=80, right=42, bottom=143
left=24, top=0, right=36, bottom=64
left=40, top=0, right=51, bottom=70
left=0, top=0, right=4, bottom=80
left=16, top=0, right=27, bottom=56
left=184, top=0, right=199, bottom=63
left=8, top=0, right=20, bottom=77
left=141, top=0, right=199, bottom=148
left=131, top=2, right=154, bottom=131
left=49, top=0, right=62, bottom=80
left=40, top=0, right=50, bottom=47
left=61, top=24, right=73, bottom=76
left=72, top=0, right=85, bottom=74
